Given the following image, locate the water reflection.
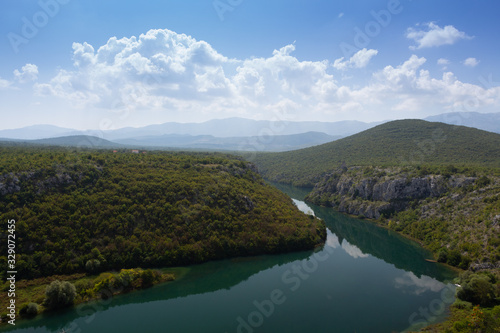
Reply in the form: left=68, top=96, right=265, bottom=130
left=395, top=272, right=448, bottom=295
left=292, top=199, right=315, bottom=216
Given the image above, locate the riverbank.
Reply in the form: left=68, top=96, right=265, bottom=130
left=300, top=186, right=499, bottom=332
left=0, top=267, right=178, bottom=326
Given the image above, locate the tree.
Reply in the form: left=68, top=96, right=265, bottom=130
left=44, top=280, right=77, bottom=310
left=85, top=259, right=101, bottom=273
left=457, top=273, right=497, bottom=307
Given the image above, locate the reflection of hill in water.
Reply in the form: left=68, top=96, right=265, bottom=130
left=25, top=251, right=313, bottom=333
left=270, top=182, right=456, bottom=282
left=314, top=205, right=456, bottom=281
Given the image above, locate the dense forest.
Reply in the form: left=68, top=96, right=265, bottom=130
left=0, top=144, right=326, bottom=281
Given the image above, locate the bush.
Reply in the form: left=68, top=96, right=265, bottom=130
left=19, top=303, right=39, bottom=317
left=447, top=250, right=462, bottom=266
left=437, top=249, right=448, bottom=263
left=457, top=273, right=497, bottom=307
left=44, top=280, right=76, bottom=310
left=453, top=299, right=472, bottom=310
left=476, top=176, right=491, bottom=187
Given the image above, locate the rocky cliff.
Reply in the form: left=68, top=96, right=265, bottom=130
left=306, top=167, right=476, bottom=219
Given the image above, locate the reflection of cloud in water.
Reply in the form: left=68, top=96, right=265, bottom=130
left=395, top=272, right=446, bottom=295
left=341, top=242, right=369, bottom=259
left=326, top=233, right=340, bottom=248
left=326, top=233, right=369, bottom=259
left=292, top=199, right=315, bottom=216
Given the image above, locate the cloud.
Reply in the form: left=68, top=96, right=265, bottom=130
left=35, top=30, right=337, bottom=118
left=395, top=272, right=446, bottom=295
left=406, top=23, right=472, bottom=49
left=463, top=57, right=479, bottom=67
left=338, top=12, right=344, bottom=18
left=33, top=29, right=500, bottom=123
left=0, top=77, right=11, bottom=89
left=13, top=64, right=39, bottom=83
left=334, top=55, right=500, bottom=118
left=437, top=58, right=449, bottom=66
left=342, top=242, right=369, bottom=259
left=333, top=48, right=378, bottom=70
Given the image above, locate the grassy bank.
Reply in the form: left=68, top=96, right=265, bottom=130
left=0, top=267, right=176, bottom=325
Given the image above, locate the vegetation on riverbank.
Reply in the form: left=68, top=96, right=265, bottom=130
left=420, top=271, right=500, bottom=332
left=0, top=144, right=325, bottom=322
left=304, top=165, right=500, bottom=270
left=0, top=268, right=174, bottom=323
left=0, top=145, right=325, bottom=282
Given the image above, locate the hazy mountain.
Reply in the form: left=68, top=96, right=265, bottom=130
left=424, top=112, right=500, bottom=133
left=2, top=112, right=498, bottom=144
left=114, top=131, right=341, bottom=152
left=0, top=124, right=75, bottom=140
left=0, top=135, right=123, bottom=148
left=66, top=118, right=382, bottom=140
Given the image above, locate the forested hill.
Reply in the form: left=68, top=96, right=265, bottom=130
left=0, top=145, right=325, bottom=280
left=253, top=119, right=500, bottom=186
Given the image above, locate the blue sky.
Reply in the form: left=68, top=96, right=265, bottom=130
left=1, top=0, right=499, bottom=130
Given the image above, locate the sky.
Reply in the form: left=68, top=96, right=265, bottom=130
left=0, top=0, right=499, bottom=130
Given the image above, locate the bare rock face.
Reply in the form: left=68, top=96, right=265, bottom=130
left=0, top=165, right=103, bottom=197
left=0, top=173, right=21, bottom=196
left=306, top=167, right=477, bottom=219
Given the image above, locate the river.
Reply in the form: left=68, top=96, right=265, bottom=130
left=1, top=184, right=457, bottom=333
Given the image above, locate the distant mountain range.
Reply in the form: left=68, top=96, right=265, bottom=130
left=0, top=112, right=498, bottom=151
left=0, top=135, right=123, bottom=148
left=0, top=132, right=340, bottom=152
left=0, top=117, right=382, bottom=141
left=114, top=131, right=341, bottom=151
left=424, top=112, right=500, bottom=134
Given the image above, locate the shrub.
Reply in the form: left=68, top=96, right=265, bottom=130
left=476, top=176, right=491, bottom=187
left=19, top=303, right=38, bottom=317
left=44, top=280, right=77, bottom=310
left=437, top=249, right=448, bottom=263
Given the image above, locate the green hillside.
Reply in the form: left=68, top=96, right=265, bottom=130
left=253, top=119, right=500, bottom=186
left=0, top=145, right=325, bottom=280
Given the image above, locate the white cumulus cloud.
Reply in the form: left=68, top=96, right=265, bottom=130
left=333, top=48, right=378, bottom=70
left=406, top=23, right=472, bottom=49
left=32, top=28, right=500, bottom=123
left=14, top=64, right=39, bottom=83
left=35, top=29, right=339, bottom=119
left=463, top=57, right=479, bottom=67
